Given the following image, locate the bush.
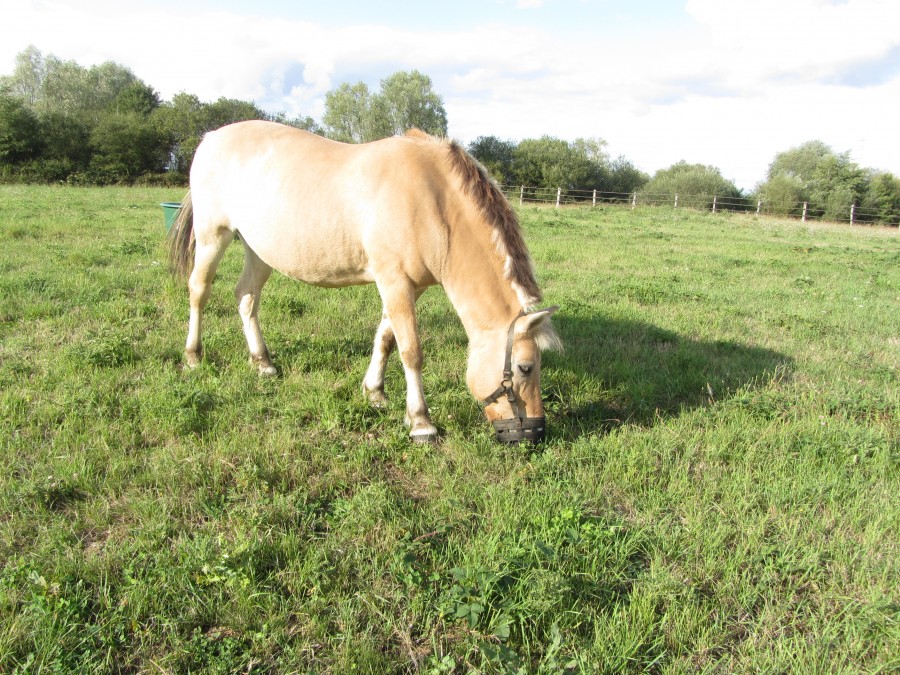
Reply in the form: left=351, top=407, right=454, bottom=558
left=133, top=172, right=187, bottom=187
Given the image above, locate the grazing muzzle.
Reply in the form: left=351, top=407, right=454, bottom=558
left=491, top=415, right=547, bottom=444
left=481, top=307, right=557, bottom=444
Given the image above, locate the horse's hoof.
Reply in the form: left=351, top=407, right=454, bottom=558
left=249, top=355, right=277, bottom=376
left=409, top=424, right=438, bottom=444
left=365, top=387, right=388, bottom=408
left=184, top=351, right=202, bottom=369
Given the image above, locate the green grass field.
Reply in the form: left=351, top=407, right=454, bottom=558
left=0, top=185, right=897, bottom=673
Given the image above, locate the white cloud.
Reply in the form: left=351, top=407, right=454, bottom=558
left=2, top=0, right=899, bottom=189
left=684, top=0, right=900, bottom=86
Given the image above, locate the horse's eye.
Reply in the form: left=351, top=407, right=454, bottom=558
left=518, top=363, right=533, bottom=376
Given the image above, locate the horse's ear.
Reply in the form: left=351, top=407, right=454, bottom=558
left=516, top=306, right=562, bottom=352
left=516, top=306, right=558, bottom=332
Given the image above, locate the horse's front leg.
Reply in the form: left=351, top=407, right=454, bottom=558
left=376, top=281, right=437, bottom=442
left=362, top=289, right=425, bottom=407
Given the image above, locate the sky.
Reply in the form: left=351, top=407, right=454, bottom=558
left=2, top=0, right=899, bottom=190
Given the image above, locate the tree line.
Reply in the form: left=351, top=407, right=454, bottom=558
left=1, top=46, right=898, bottom=225
left=0, top=46, right=319, bottom=185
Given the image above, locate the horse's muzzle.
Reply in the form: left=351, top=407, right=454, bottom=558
left=491, top=416, right=547, bottom=444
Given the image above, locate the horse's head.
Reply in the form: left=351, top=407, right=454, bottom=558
left=467, top=306, right=561, bottom=444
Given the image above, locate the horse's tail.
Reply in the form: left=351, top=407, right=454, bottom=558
left=167, top=191, right=195, bottom=279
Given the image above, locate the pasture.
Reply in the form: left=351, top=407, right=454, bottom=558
left=0, top=185, right=897, bottom=673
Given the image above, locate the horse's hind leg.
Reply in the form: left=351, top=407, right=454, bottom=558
left=363, top=311, right=396, bottom=406
left=235, top=245, right=275, bottom=376
left=185, top=230, right=233, bottom=367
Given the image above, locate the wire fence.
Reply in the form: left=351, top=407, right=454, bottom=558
left=500, top=185, right=900, bottom=228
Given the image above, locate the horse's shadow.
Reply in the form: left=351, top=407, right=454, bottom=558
left=544, top=313, right=792, bottom=438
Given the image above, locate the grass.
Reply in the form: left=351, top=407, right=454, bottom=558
left=0, top=185, right=897, bottom=673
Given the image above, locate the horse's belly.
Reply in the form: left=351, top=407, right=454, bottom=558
left=256, top=237, right=374, bottom=287
left=291, top=267, right=375, bottom=288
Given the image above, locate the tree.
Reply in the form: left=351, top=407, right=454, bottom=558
left=1, top=46, right=323, bottom=184
left=757, top=174, right=806, bottom=216
left=0, top=93, right=41, bottom=163
left=9, top=52, right=142, bottom=119
left=571, top=137, right=609, bottom=166
left=765, top=140, right=833, bottom=183
left=860, top=172, right=900, bottom=226
left=607, top=156, right=649, bottom=195
left=373, top=70, right=447, bottom=137
left=759, top=141, right=868, bottom=219
left=322, top=82, right=376, bottom=143
left=204, top=97, right=267, bottom=131
left=84, top=61, right=143, bottom=116
left=322, top=70, right=448, bottom=143
left=89, top=112, right=167, bottom=181
left=468, top=135, right=517, bottom=184
left=112, top=81, right=160, bottom=116
left=152, top=92, right=206, bottom=174
left=474, top=135, right=646, bottom=197
left=37, top=110, right=90, bottom=164
left=0, top=45, right=45, bottom=105
left=809, top=152, right=867, bottom=220
left=268, top=111, right=321, bottom=134
left=511, top=136, right=604, bottom=194
left=641, top=161, right=742, bottom=207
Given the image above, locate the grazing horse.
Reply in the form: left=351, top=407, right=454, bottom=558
left=168, top=120, right=560, bottom=442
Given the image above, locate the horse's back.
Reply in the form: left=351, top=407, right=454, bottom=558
left=190, top=121, right=451, bottom=288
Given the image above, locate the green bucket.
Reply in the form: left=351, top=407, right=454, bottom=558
left=160, top=202, right=182, bottom=233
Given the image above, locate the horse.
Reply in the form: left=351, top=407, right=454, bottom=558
left=168, top=120, right=561, bottom=443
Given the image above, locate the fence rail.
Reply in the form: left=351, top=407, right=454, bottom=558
left=500, top=185, right=900, bottom=228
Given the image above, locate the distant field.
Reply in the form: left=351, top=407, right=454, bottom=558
left=0, top=186, right=897, bottom=673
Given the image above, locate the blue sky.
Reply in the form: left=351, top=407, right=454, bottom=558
left=138, top=0, right=690, bottom=34
left=2, top=0, right=899, bottom=189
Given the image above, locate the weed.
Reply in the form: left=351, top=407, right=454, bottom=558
left=0, top=187, right=897, bottom=672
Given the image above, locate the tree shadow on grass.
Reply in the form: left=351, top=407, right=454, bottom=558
left=544, top=312, right=792, bottom=439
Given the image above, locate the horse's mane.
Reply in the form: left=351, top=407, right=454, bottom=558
left=404, top=129, right=543, bottom=309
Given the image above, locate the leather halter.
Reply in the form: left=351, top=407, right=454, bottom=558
left=481, top=306, right=557, bottom=444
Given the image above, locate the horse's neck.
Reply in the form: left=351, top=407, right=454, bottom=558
left=442, top=219, right=522, bottom=342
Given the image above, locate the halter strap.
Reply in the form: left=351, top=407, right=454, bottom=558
left=481, top=309, right=526, bottom=416
left=481, top=305, right=559, bottom=420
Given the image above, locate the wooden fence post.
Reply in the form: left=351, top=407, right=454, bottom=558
left=850, top=203, right=856, bottom=226
left=802, top=202, right=808, bottom=223
left=519, top=185, right=524, bottom=207
left=674, top=193, right=678, bottom=209
left=757, top=199, right=761, bottom=215
left=712, top=195, right=717, bottom=213
left=556, top=187, right=561, bottom=209
left=592, top=189, right=597, bottom=207
left=632, top=192, right=637, bottom=210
